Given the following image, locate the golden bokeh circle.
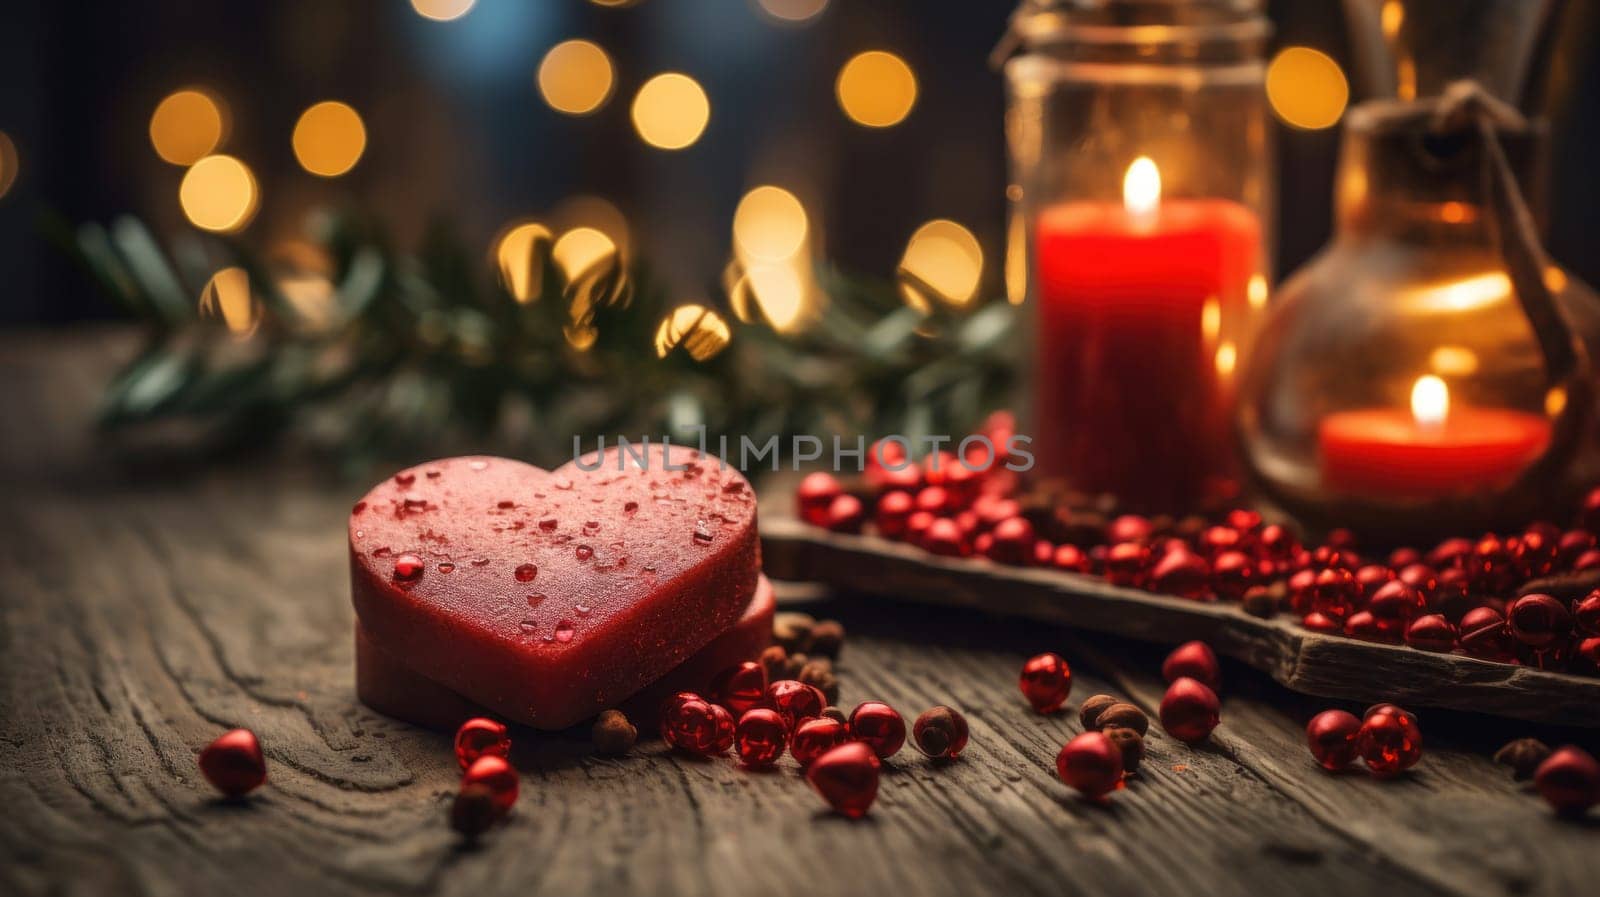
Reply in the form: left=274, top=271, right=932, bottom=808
left=538, top=40, right=616, bottom=116
left=199, top=267, right=260, bottom=337
left=411, top=0, right=475, bottom=22
left=292, top=101, right=367, bottom=178
left=758, top=0, right=829, bottom=23
left=631, top=73, right=711, bottom=150
left=655, top=304, right=731, bottom=361
left=899, top=219, right=983, bottom=310
left=179, top=155, right=259, bottom=233
left=733, top=186, right=808, bottom=263
left=495, top=222, right=554, bottom=303
left=150, top=89, right=227, bottom=166
left=836, top=51, right=917, bottom=128
left=1266, top=47, right=1349, bottom=130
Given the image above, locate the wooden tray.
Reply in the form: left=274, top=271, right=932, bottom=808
left=760, top=518, right=1600, bottom=727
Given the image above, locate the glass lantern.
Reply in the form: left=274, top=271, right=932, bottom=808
left=1236, top=0, right=1598, bottom=540
left=1002, top=0, right=1274, bottom=512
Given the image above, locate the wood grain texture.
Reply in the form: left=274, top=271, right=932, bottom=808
left=2, top=331, right=1597, bottom=897
left=761, top=520, right=1600, bottom=727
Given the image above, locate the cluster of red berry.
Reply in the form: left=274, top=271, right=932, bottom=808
left=1021, top=641, right=1224, bottom=801
left=796, top=423, right=1600, bottom=675
left=657, top=671, right=967, bottom=818
left=1304, top=705, right=1422, bottom=778
left=449, top=718, right=519, bottom=835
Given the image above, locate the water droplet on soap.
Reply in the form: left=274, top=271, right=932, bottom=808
left=576, top=544, right=594, bottom=561
left=539, top=517, right=559, bottom=531
left=437, top=561, right=455, bottom=574
left=643, top=563, right=658, bottom=574
left=526, top=593, right=546, bottom=606
left=553, top=477, right=573, bottom=490
left=583, top=520, right=600, bottom=533
left=498, top=500, right=515, bottom=509
left=624, top=500, right=639, bottom=515
left=394, top=472, right=416, bottom=486
left=352, top=501, right=367, bottom=514
left=403, top=493, right=427, bottom=508
left=515, top=563, right=538, bottom=582
left=372, top=546, right=392, bottom=557
left=575, top=603, right=592, bottom=616
left=469, top=460, right=488, bottom=471
left=519, top=620, right=538, bottom=633
left=471, top=556, right=490, bottom=567
left=354, top=529, right=365, bottom=540
left=554, top=620, right=576, bottom=643
left=693, top=520, right=714, bottom=544
left=393, top=553, right=424, bottom=581
left=425, top=468, right=442, bottom=478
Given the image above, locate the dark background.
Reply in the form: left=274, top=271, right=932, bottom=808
left=0, top=0, right=1596, bottom=327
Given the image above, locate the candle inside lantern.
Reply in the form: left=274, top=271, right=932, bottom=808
left=1032, top=157, right=1263, bottom=510
left=1318, top=375, right=1552, bottom=499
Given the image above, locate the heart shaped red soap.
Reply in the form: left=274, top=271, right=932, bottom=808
left=349, top=447, right=759, bottom=729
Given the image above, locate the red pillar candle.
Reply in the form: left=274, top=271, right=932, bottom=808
left=1033, top=158, right=1262, bottom=510
left=1319, top=375, right=1551, bottom=498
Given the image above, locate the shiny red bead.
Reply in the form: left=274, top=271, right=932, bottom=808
left=198, top=728, right=267, bottom=797
left=1032, top=539, right=1056, bottom=566
left=1105, top=541, right=1151, bottom=588
left=1403, top=614, right=1457, bottom=652
left=1162, top=641, right=1221, bottom=691
left=764, top=679, right=827, bottom=732
left=1052, top=543, right=1090, bottom=573
left=914, top=486, right=951, bottom=515
left=1199, top=524, right=1242, bottom=557
left=1507, top=593, right=1572, bottom=648
left=974, top=496, right=1023, bottom=531
left=848, top=701, right=906, bottom=759
left=1258, top=524, right=1300, bottom=571
left=1159, top=677, right=1220, bottom=743
left=1305, top=710, right=1361, bottom=771
left=1354, top=564, right=1394, bottom=597
left=1356, top=705, right=1422, bottom=778
left=1311, top=567, right=1360, bottom=621
left=912, top=705, right=969, bottom=760
left=1108, top=514, right=1154, bottom=545
left=1557, top=530, right=1596, bottom=568
left=1534, top=746, right=1600, bottom=815
left=1343, top=610, right=1388, bottom=642
left=1458, top=606, right=1516, bottom=662
left=1427, top=537, right=1474, bottom=568
left=807, top=741, right=881, bottom=818
left=875, top=490, right=915, bottom=539
left=1576, top=590, right=1600, bottom=636
left=734, top=708, right=788, bottom=767
left=1581, top=486, right=1600, bottom=532
left=1055, top=731, right=1125, bottom=800
left=1151, top=549, right=1210, bottom=600
left=1368, top=580, right=1425, bottom=629
left=1515, top=528, right=1560, bottom=578
left=709, top=661, right=769, bottom=717
left=791, top=717, right=852, bottom=767
left=922, top=517, right=969, bottom=557
left=825, top=494, right=866, bottom=533
left=983, top=516, right=1035, bottom=565
left=453, top=717, right=511, bottom=770
left=905, top=510, right=936, bottom=545
left=1301, top=611, right=1340, bottom=633
left=797, top=472, right=843, bottom=526
left=1018, top=652, right=1072, bottom=713
left=1388, top=546, right=1423, bottom=568
left=461, top=754, right=519, bottom=815
left=663, top=695, right=735, bottom=755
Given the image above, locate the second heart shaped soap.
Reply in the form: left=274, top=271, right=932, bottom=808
left=349, top=446, right=759, bottom=729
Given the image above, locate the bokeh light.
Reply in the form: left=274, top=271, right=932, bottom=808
left=179, top=155, right=259, bottom=233
left=495, top=222, right=553, bottom=303
left=552, top=227, right=618, bottom=282
left=733, top=264, right=808, bottom=332
left=899, top=219, right=983, bottom=310
left=1005, top=208, right=1026, bottom=304
left=412, top=0, right=475, bottom=22
left=551, top=194, right=630, bottom=259
left=292, top=101, right=367, bottom=177
left=836, top=51, right=917, bottom=128
left=1266, top=47, right=1349, bottom=130
left=733, top=186, right=808, bottom=262
left=199, top=267, right=260, bottom=337
left=757, top=0, right=829, bottom=24
left=655, top=304, right=731, bottom=361
left=538, top=40, right=615, bottom=116
left=0, top=131, right=17, bottom=200
left=149, top=89, right=227, bottom=166
left=632, top=73, right=711, bottom=150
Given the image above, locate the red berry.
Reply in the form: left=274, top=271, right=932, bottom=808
left=848, top=701, right=906, bottom=759
left=1108, top=514, right=1154, bottom=545
left=1557, top=530, right=1596, bottom=567
left=974, top=496, right=1023, bottom=531
left=1161, top=641, right=1221, bottom=691
left=1305, top=710, right=1361, bottom=771
left=875, top=490, right=915, bottom=539
left=905, top=510, right=936, bottom=545
left=734, top=708, right=787, bottom=767
left=1344, top=610, right=1394, bottom=643
left=984, top=517, right=1036, bottom=565
left=1104, top=541, right=1151, bottom=588
left=806, top=742, right=881, bottom=818
left=1301, top=611, right=1340, bottom=633
left=1151, top=550, right=1211, bottom=599
left=453, top=717, right=511, bottom=770
left=1403, top=614, right=1457, bottom=652
left=915, top=486, right=951, bottom=515
left=461, top=755, right=519, bottom=815
left=791, top=717, right=852, bottom=767
left=1052, top=544, right=1090, bottom=573
left=1356, top=705, right=1422, bottom=778
left=797, top=472, right=843, bottom=526
left=1576, top=590, right=1600, bottom=636
left=1458, top=606, right=1515, bottom=662
left=1311, top=567, right=1359, bottom=620
left=825, top=494, right=866, bottom=533
left=763, top=679, right=827, bottom=732
left=1534, top=746, right=1600, bottom=815
left=198, top=728, right=267, bottom=797
left=1159, top=677, right=1220, bottom=743
left=1055, top=732, right=1125, bottom=800
left=662, top=695, right=735, bottom=755
left=1032, top=539, right=1056, bottom=566
left=709, top=661, right=768, bottom=717
left=912, top=705, right=969, bottom=760
left=1018, top=652, right=1072, bottom=713
left=922, top=517, right=969, bottom=557
left=1355, top=564, right=1395, bottom=597
left=1211, top=550, right=1255, bottom=600
left=1507, top=593, right=1572, bottom=648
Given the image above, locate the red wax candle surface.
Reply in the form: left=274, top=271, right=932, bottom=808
left=1319, top=408, right=1551, bottom=499
left=1033, top=198, right=1261, bottom=510
left=356, top=575, right=776, bottom=732
left=349, top=449, right=759, bottom=730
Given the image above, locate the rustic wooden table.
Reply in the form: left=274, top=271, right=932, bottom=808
left=2, top=331, right=1596, bottom=897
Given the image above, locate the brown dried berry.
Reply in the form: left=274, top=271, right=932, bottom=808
left=821, top=706, right=848, bottom=725
left=807, top=620, right=846, bottom=658
left=1493, top=737, right=1552, bottom=781
left=450, top=783, right=500, bottom=838
left=798, top=660, right=840, bottom=705
left=773, top=612, right=817, bottom=653
left=912, top=705, right=970, bottom=760
left=592, top=709, right=637, bottom=756
left=1241, top=585, right=1278, bottom=618
left=1079, top=694, right=1119, bottom=730
left=784, top=652, right=810, bottom=680
left=1094, top=702, right=1150, bottom=736
left=1102, top=726, right=1145, bottom=773
left=759, top=645, right=789, bottom=683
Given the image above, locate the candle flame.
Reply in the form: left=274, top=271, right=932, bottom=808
left=1411, top=375, right=1449, bottom=427
left=1123, top=156, right=1160, bottom=218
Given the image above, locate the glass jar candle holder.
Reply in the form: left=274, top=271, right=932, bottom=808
left=1003, top=0, right=1273, bottom=512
